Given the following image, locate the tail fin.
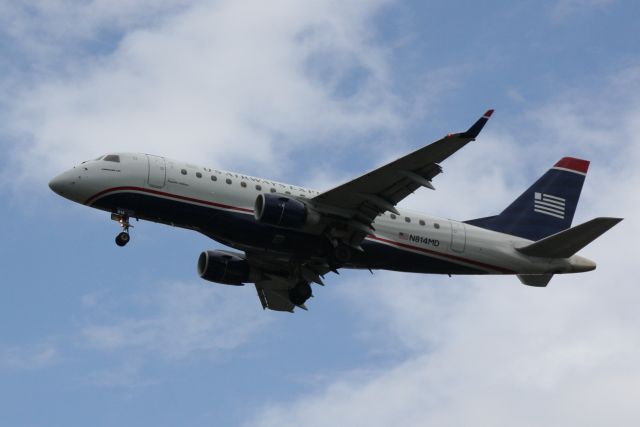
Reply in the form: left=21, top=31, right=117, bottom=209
left=466, top=157, right=589, bottom=240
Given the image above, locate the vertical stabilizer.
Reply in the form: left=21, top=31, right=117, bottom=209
left=466, top=157, right=589, bottom=241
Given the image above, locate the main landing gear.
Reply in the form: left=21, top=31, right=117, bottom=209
left=111, top=213, right=132, bottom=247
left=289, top=281, right=312, bottom=306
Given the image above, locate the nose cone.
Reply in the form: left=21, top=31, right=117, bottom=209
left=48, top=173, right=66, bottom=196
left=48, top=169, right=82, bottom=202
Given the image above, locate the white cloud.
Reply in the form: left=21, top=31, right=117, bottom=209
left=0, top=281, right=268, bottom=386
left=81, top=281, right=269, bottom=360
left=0, top=1, right=192, bottom=52
left=2, top=0, right=402, bottom=190
left=85, top=359, right=161, bottom=388
left=249, top=267, right=640, bottom=426
left=0, top=341, right=59, bottom=371
left=243, top=67, right=640, bottom=427
left=551, top=0, right=616, bottom=20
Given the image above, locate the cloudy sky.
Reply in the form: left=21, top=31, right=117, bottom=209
left=1, top=0, right=639, bottom=425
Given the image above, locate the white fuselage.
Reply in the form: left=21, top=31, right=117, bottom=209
left=49, top=153, right=596, bottom=276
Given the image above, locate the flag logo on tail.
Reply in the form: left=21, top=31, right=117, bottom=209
left=534, top=192, right=565, bottom=219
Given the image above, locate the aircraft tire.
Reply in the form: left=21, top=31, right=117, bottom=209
left=289, top=282, right=312, bottom=306
left=115, top=232, right=130, bottom=247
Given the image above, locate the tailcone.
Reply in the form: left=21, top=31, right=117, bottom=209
left=569, top=255, right=596, bottom=273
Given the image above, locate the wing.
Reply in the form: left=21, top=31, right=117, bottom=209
left=312, top=110, right=494, bottom=231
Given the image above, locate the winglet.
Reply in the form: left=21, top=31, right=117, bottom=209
left=460, top=109, right=494, bottom=139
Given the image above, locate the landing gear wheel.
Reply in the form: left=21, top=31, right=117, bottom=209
left=289, top=282, right=312, bottom=306
left=115, top=232, right=130, bottom=247
left=111, top=212, right=133, bottom=247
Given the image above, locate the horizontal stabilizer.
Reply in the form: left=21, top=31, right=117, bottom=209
left=518, top=274, right=554, bottom=287
left=516, top=217, right=623, bottom=258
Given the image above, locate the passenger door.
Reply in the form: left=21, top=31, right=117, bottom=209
left=147, top=155, right=166, bottom=188
left=450, top=220, right=466, bottom=253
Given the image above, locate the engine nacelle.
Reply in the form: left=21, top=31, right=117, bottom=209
left=197, top=250, right=251, bottom=285
left=254, top=193, right=319, bottom=228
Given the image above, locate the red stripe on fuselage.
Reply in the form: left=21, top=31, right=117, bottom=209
left=85, top=186, right=254, bottom=214
left=366, top=235, right=515, bottom=274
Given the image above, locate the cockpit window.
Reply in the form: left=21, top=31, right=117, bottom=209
left=94, top=155, right=104, bottom=161
left=104, top=154, right=120, bottom=163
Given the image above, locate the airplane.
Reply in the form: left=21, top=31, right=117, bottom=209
left=48, top=110, right=622, bottom=312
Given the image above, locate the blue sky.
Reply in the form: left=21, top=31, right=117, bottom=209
left=1, top=1, right=640, bottom=426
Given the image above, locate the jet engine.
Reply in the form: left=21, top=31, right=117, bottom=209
left=254, top=193, right=319, bottom=228
left=197, top=250, right=252, bottom=285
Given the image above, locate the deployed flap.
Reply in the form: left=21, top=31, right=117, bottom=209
left=516, top=217, right=622, bottom=258
left=517, top=274, right=554, bottom=287
left=312, top=110, right=494, bottom=227
left=243, top=250, right=332, bottom=313
left=255, top=284, right=295, bottom=313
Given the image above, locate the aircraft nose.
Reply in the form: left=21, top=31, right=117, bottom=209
left=48, top=170, right=76, bottom=197
left=48, top=173, right=66, bottom=195
left=49, top=167, right=92, bottom=204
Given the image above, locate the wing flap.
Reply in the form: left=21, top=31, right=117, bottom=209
left=255, top=285, right=295, bottom=313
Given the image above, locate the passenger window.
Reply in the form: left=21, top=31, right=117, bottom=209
left=405, top=217, right=411, bottom=223
left=196, top=172, right=202, bottom=178
left=270, top=188, right=276, bottom=193
left=390, top=214, right=397, bottom=220
left=226, top=178, right=232, bottom=185
left=181, top=169, right=187, bottom=175
left=241, top=182, right=247, bottom=188
left=255, top=185, right=262, bottom=191
left=211, top=175, right=217, bottom=181
left=104, top=154, right=120, bottom=163
left=419, top=220, right=426, bottom=226
left=434, top=223, right=440, bottom=229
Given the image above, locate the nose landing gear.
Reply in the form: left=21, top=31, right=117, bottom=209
left=111, top=212, right=133, bottom=247
left=115, top=231, right=130, bottom=247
